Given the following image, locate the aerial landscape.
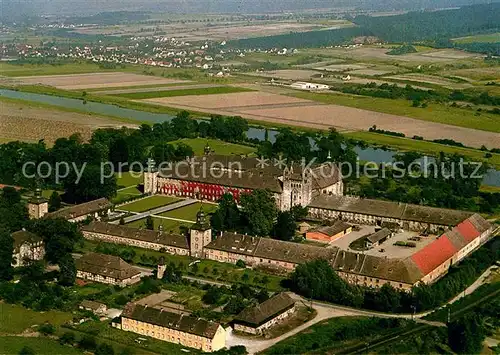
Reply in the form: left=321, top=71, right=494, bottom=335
left=0, top=0, right=499, bottom=354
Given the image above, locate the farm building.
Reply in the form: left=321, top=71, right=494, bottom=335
left=79, top=300, right=108, bottom=316
left=365, top=228, right=393, bottom=248
left=233, top=293, right=296, bottom=335
left=121, top=303, right=226, bottom=352
left=290, top=82, right=330, bottom=91
left=11, top=229, right=45, bottom=267
left=46, top=198, right=113, bottom=222
left=81, top=221, right=190, bottom=256
left=305, top=220, right=352, bottom=242
left=75, top=252, right=142, bottom=287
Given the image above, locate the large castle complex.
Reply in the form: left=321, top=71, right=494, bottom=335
left=143, top=155, right=343, bottom=211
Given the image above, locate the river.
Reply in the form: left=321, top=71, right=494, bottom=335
left=1, top=88, right=499, bottom=187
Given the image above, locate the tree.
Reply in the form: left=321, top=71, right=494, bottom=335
left=211, top=194, right=241, bottom=232
left=240, top=189, right=278, bottom=237
left=18, top=346, right=35, bottom=355
left=162, top=262, right=182, bottom=283
left=2, top=186, right=21, bottom=205
left=235, top=260, right=245, bottom=268
left=48, top=191, right=62, bottom=212
left=95, top=343, right=115, bottom=355
left=273, top=211, right=296, bottom=241
left=58, top=255, right=76, bottom=286
left=59, top=331, right=76, bottom=345
left=0, top=227, right=14, bottom=281
left=63, top=164, right=117, bottom=204
left=223, top=296, right=246, bottom=314
left=29, top=218, right=82, bottom=265
left=448, top=314, right=486, bottom=354
left=38, top=322, right=55, bottom=335
left=119, top=217, right=125, bottom=225
left=202, top=286, right=223, bottom=305
left=145, top=215, right=154, bottom=230
left=78, top=335, right=97, bottom=351
left=290, top=205, right=308, bottom=221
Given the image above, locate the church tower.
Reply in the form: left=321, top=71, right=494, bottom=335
left=143, top=158, right=158, bottom=195
left=28, top=187, right=48, bottom=219
left=189, top=207, right=212, bottom=258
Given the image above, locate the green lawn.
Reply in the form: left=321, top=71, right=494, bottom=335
left=453, top=33, right=500, bottom=43
left=159, top=202, right=217, bottom=221
left=169, top=137, right=256, bottom=156
left=0, top=337, right=83, bottom=355
left=116, top=171, right=143, bottom=188
left=119, top=195, right=181, bottom=212
left=291, top=91, right=500, bottom=133
left=111, top=86, right=252, bottom=99
left=126, top=217, right=193, bottom=233
left=345, top=131, right=500, bottom=169
left=0, top=303, right=73, bottom=334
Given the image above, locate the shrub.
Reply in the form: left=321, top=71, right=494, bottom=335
left=59, top=331, right=76, bottom=345
left=236, top=259, right=246, bottom=268
left=38, top=322, right=55, bottom=335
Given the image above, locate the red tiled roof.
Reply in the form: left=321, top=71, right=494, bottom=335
left=455, top=219, right=480, bottom=243
left=411, top=236, right=457, bottom=275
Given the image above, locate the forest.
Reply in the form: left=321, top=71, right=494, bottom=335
left=229, top=26, right=370, bottom=49
left=353, top=3, right=500, bottom=43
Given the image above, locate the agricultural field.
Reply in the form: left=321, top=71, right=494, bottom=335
left=244, top=69, right=320, bottom=80
left=448, top=66, right=500, bottom=82
left=305, top=46, right=482, bottom=64
left=14, top=72, right=190, bottom=90
left=112, top=86, right=251, bottom=99
left=93, top=83, right=223, bottom=95
left=0, top=98, right=135, bottom=145
left=386, top=73, right=473, bottom=89
left=118, top=195, right=181, bottom=213
left=452, top=33, right=500, bottom=43
left=0, top=62, right=119, bottom=77
left=169, top=138, right=256, bottom=156
left=0, top=337, right=83, bottom=355
left=141, top=91, right=311, bottom=110
left=158, top=202, right=217, bottom=221
left=0, top=303, right=73, bottom=334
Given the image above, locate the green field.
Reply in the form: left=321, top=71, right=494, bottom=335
left=0, top=303, right=73, bottom=334
left=291, top=91, right=500, bottom=133
left=169, top=137, right=256, bottom=156
left=453, top=33, right=500, bottom=43
left=158, top=202, right=217, bottom=221
left=116, top=171, right=143, bottom=188
left=0, top=337, right=83, bottom=355
left=345, top=131, right=500, bottom=169
left=118, top=195, right=181, bottom=212
left=126, top=217, right=193, bottom=233
left=111, top=86, right=252, bottom=99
